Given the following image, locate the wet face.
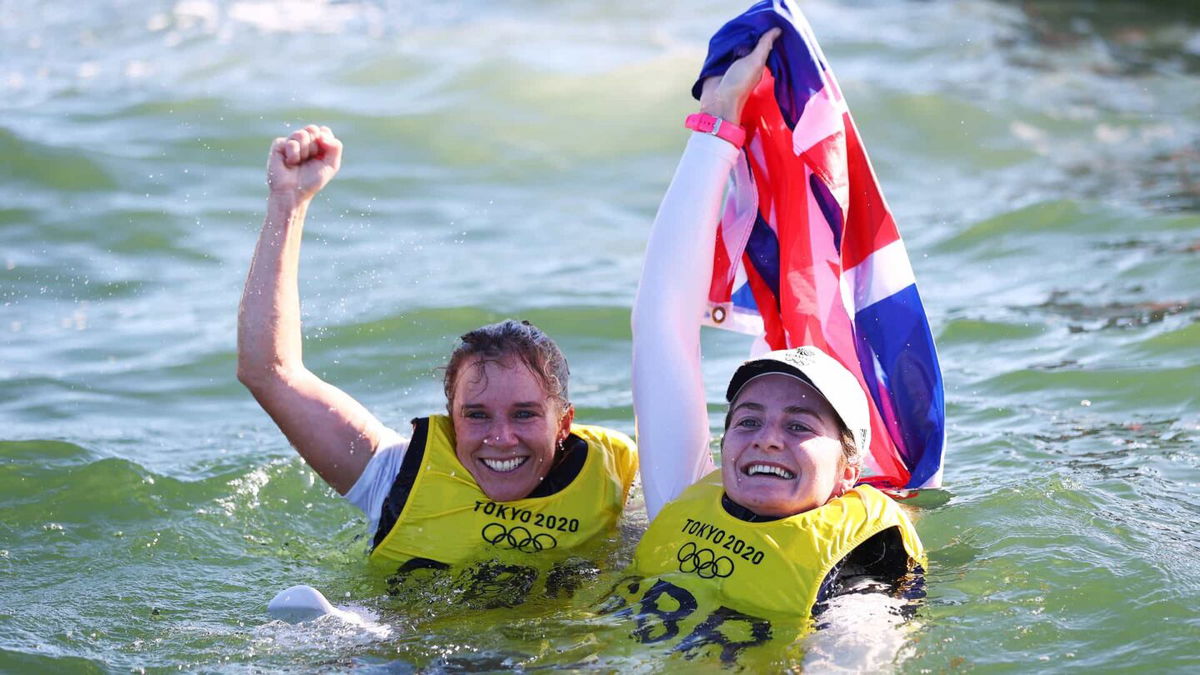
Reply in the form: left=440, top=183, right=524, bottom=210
left=721, top=374, right=859, bottom=518
left=451, top=357, right=573, bottom=502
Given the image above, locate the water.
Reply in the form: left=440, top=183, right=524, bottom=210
left=2, top=0, right=1197, bottom=671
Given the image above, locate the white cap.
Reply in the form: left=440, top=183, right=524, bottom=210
left=725, top=346, right=870, bottom=457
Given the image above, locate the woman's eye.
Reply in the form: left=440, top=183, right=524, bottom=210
left=464, top=411, right=488, bottom=420
left=735, top=418, right=760, bottom=428
left=513, top=410, right=538, bottom=420
left=788, top=422, right=813, bottom=433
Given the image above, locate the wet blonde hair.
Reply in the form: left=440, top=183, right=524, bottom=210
left=442, top=319, right=569, bottom=412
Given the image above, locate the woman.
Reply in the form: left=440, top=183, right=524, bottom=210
left=237, top=127, right=637, bottom=607
left=616, top=29, right=925, bottom=656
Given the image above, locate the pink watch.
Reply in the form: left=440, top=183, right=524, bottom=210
left=685, top=112, right=746, bottom=149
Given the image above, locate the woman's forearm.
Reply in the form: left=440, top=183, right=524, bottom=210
left=235, top=127, right=383, bottom=495
left=633, top=133, right=739, bottom=521
left=237, top=195, right=309, bottom=385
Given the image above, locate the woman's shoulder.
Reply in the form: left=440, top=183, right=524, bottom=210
left=570, top=423, right=639, bottom=487
left=570, top=423, right=636, bottom=459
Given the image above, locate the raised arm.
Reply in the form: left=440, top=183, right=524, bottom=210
left=633, top=30, right=780, bottom=521
left=237, top=125, right=391, bottom=495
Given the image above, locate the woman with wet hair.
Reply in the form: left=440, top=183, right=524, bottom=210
left=237, top=129, right=637, bottom=605
left=611, top=29, right=925, bottom=657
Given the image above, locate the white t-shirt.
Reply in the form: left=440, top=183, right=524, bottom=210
left=343, top=428, right=408, bottom=535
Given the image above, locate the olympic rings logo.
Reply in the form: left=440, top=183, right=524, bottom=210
left=481, top=522, right=558, bottom=553
left=676, top=542, right=735, bottom=579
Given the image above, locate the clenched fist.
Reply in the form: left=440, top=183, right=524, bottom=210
left=266, top=124, right=343, bottom=203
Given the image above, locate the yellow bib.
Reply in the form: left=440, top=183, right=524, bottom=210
left=598, top=472, right=924, bottom=660
left=370, top=415, right=638, bottom=567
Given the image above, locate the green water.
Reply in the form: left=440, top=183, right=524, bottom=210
left=2, top=0, right=1198, bottom=671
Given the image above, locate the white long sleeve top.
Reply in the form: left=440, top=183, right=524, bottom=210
left=632, top=132, right=741, bottom=522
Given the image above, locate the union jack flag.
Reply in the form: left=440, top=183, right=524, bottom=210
left=698, top=0, right=945, bottom=489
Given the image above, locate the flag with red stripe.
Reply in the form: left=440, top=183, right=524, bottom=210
left=697, top=0, right=945, bottom=489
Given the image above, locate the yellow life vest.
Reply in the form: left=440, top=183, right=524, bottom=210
left=370, top=415, right=638, bottom=568
left=601, top=471, right=924, bottom=658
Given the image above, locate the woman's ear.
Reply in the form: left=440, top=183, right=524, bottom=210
left=557, top=403, right=575, bottom=443
left=836, top=458, right=861, bottom=496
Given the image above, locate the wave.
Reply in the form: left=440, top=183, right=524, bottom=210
left=0, top=128, right=115, bottom=192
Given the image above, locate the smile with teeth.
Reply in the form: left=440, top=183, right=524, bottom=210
left=481, top=456, right=529, bottom=473
left=744, top=463, right=795, bottom=479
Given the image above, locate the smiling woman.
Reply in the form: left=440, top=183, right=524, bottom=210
left=720, top=360, right=861, bottom=518
left=612, top=21, right=926, bottom=661
left=237, top=126, right=638, bottom=607
left=444, top=321, right=574, bottom=503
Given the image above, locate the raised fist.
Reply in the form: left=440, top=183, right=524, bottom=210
left=266, top=124, right=343, bottom=202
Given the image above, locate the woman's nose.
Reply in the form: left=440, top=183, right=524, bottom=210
left=753, top=423, right=784, bottom=451
left=484, top=420, right=518, bottom=448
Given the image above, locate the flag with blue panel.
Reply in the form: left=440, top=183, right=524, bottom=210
left=697, top=0, right=945, bottom=489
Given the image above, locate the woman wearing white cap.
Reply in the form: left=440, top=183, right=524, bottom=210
left=612, top=29, right=926, bottom=658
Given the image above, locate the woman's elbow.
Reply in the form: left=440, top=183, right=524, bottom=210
left=236, top=359, right=266, bottom=391
left=236, top=357, right=289, bottom=392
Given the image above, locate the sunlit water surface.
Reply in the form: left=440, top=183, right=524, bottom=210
left=2, top=0, right=1198, bottom=671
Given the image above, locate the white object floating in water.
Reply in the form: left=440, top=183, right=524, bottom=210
left=268, top=584, right=358, bottom=625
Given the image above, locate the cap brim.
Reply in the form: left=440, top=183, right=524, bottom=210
left=725, top=360, right=814, bottom=403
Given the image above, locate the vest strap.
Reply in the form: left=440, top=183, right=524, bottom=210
left=372, top=417, right=429, bottom=550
